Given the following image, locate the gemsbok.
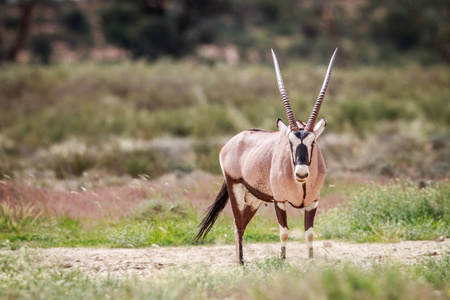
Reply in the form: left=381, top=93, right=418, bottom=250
left=194, top=49, right=338, bottom=264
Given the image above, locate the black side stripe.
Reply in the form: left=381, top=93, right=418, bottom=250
left=302, top=183, right=306, bottom=201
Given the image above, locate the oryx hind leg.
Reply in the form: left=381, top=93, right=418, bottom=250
left=228, top=181, right=261, bottom=265
left=274, top=202, right=289, bottom=259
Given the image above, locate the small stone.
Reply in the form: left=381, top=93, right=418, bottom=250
left=151, top=244, right=161, bottom=248
left=323, top=241, right=332, bottom=248
left=438, top=236, right=445, bottom=242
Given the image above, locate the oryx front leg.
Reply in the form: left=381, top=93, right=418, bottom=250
left=304, top=201, right=318, bottom=259
left=274, top=202, right=288, bottom=259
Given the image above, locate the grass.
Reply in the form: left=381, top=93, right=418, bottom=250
left=0, top=247, right=448, bottom=299
left=0, top=203, right=282, bottom=249
left=318, top=180, right=450, bottom=242
left=0, top=176, right=448, bottom=249
left=0, top=176, right=284, bottom=249
left=0, top=60, right=448, bottom=179
left=1, top=61, right=448, bottom=141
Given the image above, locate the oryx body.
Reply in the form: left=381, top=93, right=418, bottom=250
left=220, top=124, right=326, bottom=208
left=195, top=49, right=337, bottom=264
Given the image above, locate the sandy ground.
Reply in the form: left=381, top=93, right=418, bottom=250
left=34, top=239, right=450, bottom=278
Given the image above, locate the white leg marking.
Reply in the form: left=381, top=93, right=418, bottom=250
left=279, top=226, right=289, bottom=247
left=244, top=191, right=262, bottom=210
left=305, top=227, right=314, bottom=253
left=276, top=202, right=286, bottom=210
left=232, top=183, right=246, bottom=211
left=305, top=201, right=319, bottom=211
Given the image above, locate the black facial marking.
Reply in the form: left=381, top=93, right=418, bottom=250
left=292, top=131, right=314, bottom=166
left=296, top=144, right=308, bottom=165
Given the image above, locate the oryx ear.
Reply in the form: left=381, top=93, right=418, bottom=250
left=313, top=117, right=327, bottom=139
left=276, top=118, right=290, bottom=137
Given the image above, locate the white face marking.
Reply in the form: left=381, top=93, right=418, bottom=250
left=232, top=183, right=246, bottom=211
left=295, top=165, right=309, bottom=178
left=302, top=132, right=315, bottom=144
left=289, top=132, right=302, bottom=149
left=305, top=201, right=319, bottom=211
left=302, top=133, right=315, bottom=163
left=279, top=226, right=289, bottom=247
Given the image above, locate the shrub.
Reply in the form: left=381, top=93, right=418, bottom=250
left=100, top=148, right=167, bottom=178
left=51, top=152, right=95, bottom=179
left=60, top=8, right=92, bottom=47
left=29, top=34, right=53, bottom=64
left=194, top=141, right=222, bottom=174
left=191, top=104, right=237, bottom=138
left=61, top=8, right=90, bottom=35
left=99, top=3, right=140, bottom=49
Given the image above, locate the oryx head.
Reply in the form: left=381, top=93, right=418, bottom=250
left=272, top=49, right=337, bottom=183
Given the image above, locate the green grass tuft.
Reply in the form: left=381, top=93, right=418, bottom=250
left=318, top=181, right=450, bottom=242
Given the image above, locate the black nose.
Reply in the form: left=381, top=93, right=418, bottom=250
left=296, top=173, right=308, bottom=180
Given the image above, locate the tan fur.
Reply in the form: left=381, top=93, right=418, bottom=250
left=220, top=129, right=326, bottom=208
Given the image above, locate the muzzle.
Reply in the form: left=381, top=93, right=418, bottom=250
left=295, top=165, right=309, bottom=182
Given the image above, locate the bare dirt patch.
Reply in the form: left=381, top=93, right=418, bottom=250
left=37, top=240, right=449, bottom=278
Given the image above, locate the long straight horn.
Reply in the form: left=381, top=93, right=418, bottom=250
left=271, top=49, right=299, bottom=132
left=304, top=48, right=338, bottom=132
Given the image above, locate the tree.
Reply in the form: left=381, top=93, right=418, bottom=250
left=3, top=0, right=39, bottom=62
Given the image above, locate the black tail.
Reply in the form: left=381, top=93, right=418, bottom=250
left=194, top=181, right=229, bottom=242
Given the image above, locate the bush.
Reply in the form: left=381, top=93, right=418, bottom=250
left=191, top=104, right=237, bottom=138
left=100, top=3, right=140, bottom=49
left=61, top=8, right=90, bottom=35
left=60, top=8, right=91, bottom=47
left=100, top=148, right=167, bottom=178
left=194, top=141, right=222, bottom=174
left=51, top=152, right=95, bottom=179
left=29, top=34, right=53, bottom=64
left=131, top=17, right=189, bottom=60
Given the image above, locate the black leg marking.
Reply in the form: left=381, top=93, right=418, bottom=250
left=228, top=181, right=261, bottom=265
left=304, top=206, right=317, bottom=259
left=274, top=202, right=289, bottom=259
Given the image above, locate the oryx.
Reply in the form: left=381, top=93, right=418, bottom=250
left=194, top=49, right=337, bottom=264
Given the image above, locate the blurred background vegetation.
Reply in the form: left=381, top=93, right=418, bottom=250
left=0, top=0, right=449, bottom=65
left=0, top=0, right=449, bottom=181
left=0, top=5, right=449, bottom=288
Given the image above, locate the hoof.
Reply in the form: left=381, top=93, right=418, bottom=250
left=280, top=246, right=286, bottom=259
